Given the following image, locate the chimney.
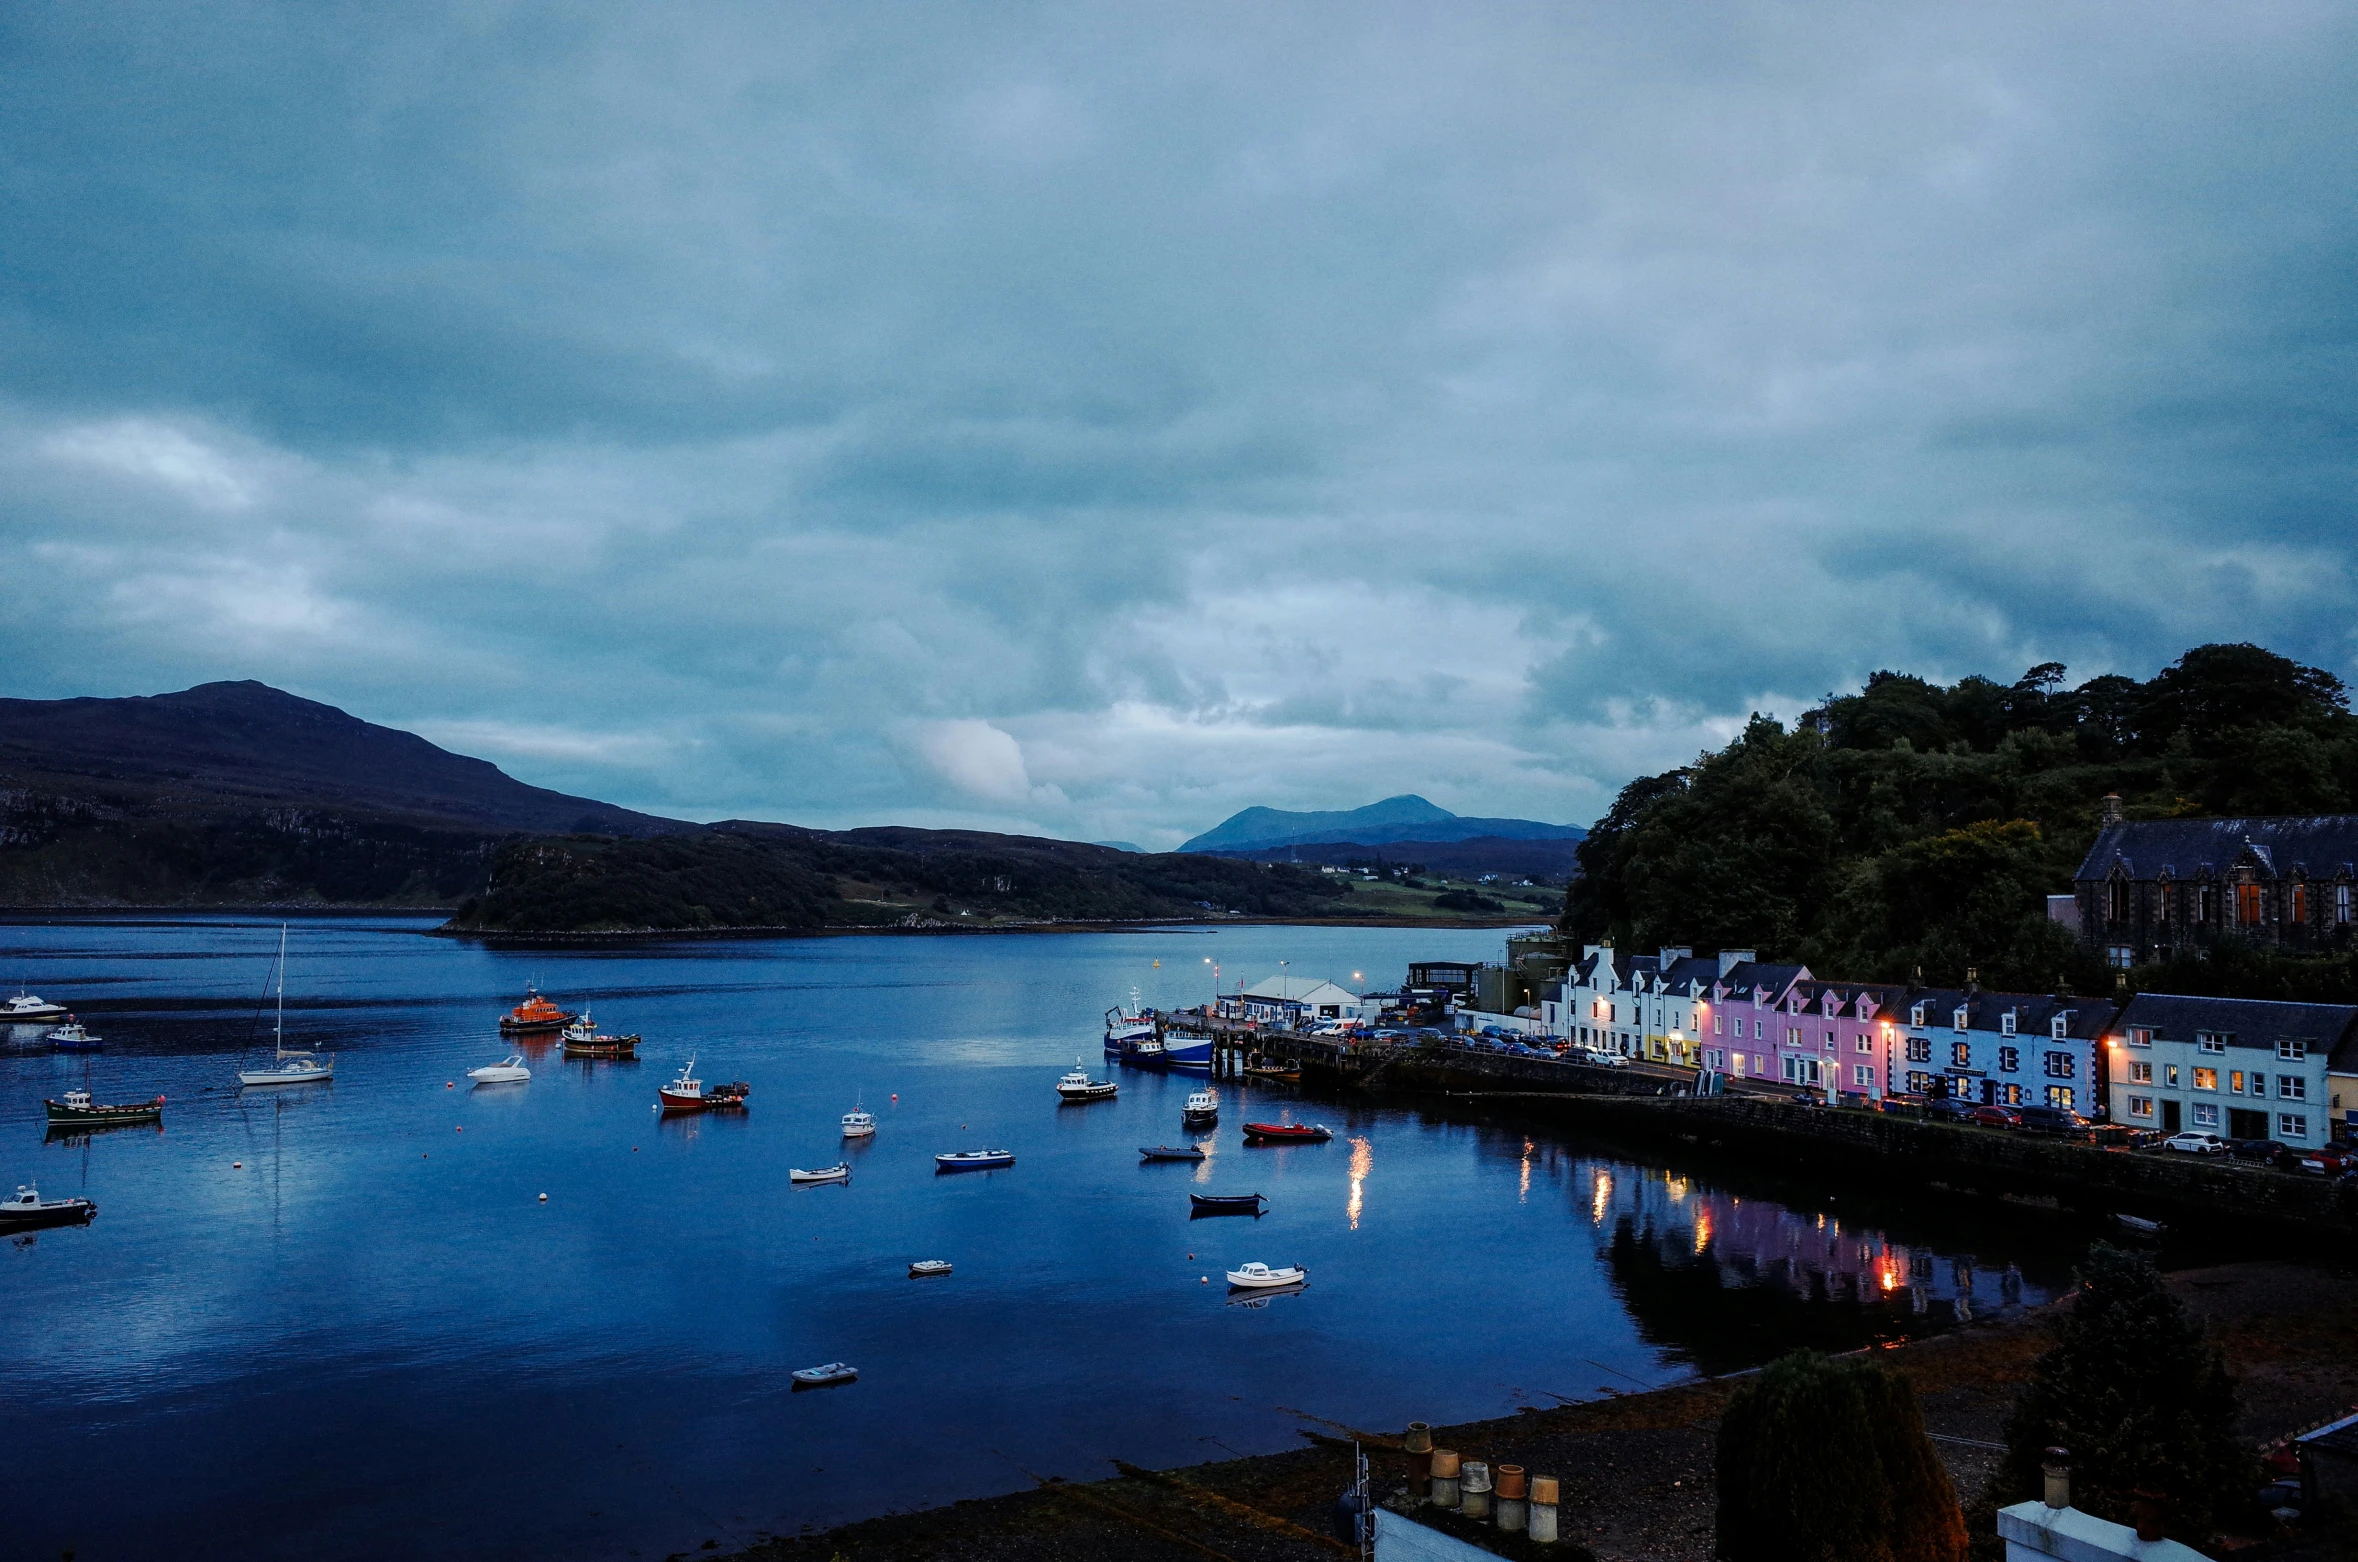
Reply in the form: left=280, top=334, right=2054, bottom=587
left=2042, top=1448, right=2070, bottom=1510
left=2131, top=1491, right=2165, bottom=1543
left=1718, top=949, right=1756, bottom=977
left=1660, top=946, right=1692, bottom=968
left=2100, top=793, right=2124, bottom=826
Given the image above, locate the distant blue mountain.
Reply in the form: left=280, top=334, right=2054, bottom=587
left=1178, top=794, right=1585, bottom=854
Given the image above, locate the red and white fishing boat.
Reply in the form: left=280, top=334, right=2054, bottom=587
left=1242, top=1121, right=1332, bottom=1143
left=657, top=1056, right=748, bottom=1112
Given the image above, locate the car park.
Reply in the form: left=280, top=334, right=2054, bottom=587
left=2162, top=1131, right=2227, bottom=1155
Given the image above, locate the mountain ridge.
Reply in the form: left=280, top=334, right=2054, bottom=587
left=1179, top=793, right=1585, bottom=853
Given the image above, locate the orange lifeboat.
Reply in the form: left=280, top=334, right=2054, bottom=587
left=498, top=987, right=575, bottom=1034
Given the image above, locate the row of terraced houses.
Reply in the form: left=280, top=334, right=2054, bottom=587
left=1438, top=937, right=2358, bottom=1145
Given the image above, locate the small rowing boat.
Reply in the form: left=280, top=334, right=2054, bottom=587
left=790, top=1163, right=850, bottom=1184
left=1242, top=1066, right=1300, bottom=1084
left=935, top=1148, right=1015, bottom=1171
left=1140, top=1145, right=1207, bottom=1162
left=790, top=1362, right=858, bottom=1388
left=1189, top=1192, right=1265, bottom=1216
left=1225, top=1261, right=1307, bottom=1289
left=909, top=1259, right=954, bottom=1277
left=1242, top=1121, right=1331, bottom=1142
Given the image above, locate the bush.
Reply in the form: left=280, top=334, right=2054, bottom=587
left=1716, top=1350, right=1965, bottom=1562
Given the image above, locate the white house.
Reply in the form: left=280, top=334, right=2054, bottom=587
left=2104, top=992, right=2358, bottom=1144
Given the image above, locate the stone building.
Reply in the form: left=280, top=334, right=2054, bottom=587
left=2071, top=800, right=2358, bottom=968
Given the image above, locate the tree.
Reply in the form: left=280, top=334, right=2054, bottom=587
left=1716, top=1350, right=1966, bottom=1562
left=1992, top=1245, right=2245, bottom=1543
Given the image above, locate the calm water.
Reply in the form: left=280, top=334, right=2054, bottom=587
left=4, top=917, right=2079, bottom=1560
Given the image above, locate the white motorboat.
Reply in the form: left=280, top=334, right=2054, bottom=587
left=1056, top=1060, right=1118, bottom=1101
left=0, top=1182, right=97, bottom=1228
left=1183, top=1088, right=1219, bottom=1124
left=842, top=1101, right=876, bottom=1138
left=46, top=1021, right=101, bottom=1050
left=909, top=1259, right=953, bottom=1277
left=1225, top=1261, right=1308, bottom=1289
left=790, top=1163, right=850, bottom=1184
left=790, top=1362, right=858, bottom=1388
left=238, top=926, right=335, bottom=1087
left=4, top=989, right=69, bottom=1022
left=468, top=1055, right=531, bottom=1084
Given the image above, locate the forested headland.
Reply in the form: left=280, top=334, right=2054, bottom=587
left=1563, top=643, right=2358, bottom=1000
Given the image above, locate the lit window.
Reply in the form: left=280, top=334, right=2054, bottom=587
left=1951, top=1041, right=1972, bottom=1068
left=2127, top=1095, right=2153, bottom=1118
left=2165, top=1065, right=2180, bottom=1088
left=2294, top=883, right=2307, bottom=924
left=2192, top=1067, right=2217, bottom=1091
left=1953, top=1007, right=1969, bottom=1032
left=2279, top=1113, right=2309, bottom=1140
left=2238, top=883, right=2263, bottom=925
left=2129, top=1062, right=2153, bottom=1085
left=2107, top=946, right=2134, bottom=969
left=2046, top=1086, right=2075, bottom=1111
left=1910, top=1004, right=1927, bottom=1028
left=2127, top=1027, right=2153, bottom=1048
left=2044, top=1052, right=2076, bottom=1079
left=1907, top=1071, right=1935, bottom=1095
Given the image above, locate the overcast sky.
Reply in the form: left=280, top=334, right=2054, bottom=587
left=3, top=4, right=2353, bottom=847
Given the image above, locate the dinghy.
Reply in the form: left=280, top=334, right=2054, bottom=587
left=1140, top=1145, right=1207, bottom=1162
left=934, top=1148, right=1015, bottom=1171
left=790, top=1163, right=850, bottom=1184
left=1225, top=1261, right=1307, bottom=1289
left=1190, top=1192, right=1266, bottom=1216
left=468, top=1055, right=531, bottom=1084
left=1242, top=1121, right=1331, bottom=1142
left=909, top=1259, right=954, bottom=1277
left=790, top=1362, right=858, bottom=1388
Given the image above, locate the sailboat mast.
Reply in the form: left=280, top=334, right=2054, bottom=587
left=275, top=923, right=287, bottom=1057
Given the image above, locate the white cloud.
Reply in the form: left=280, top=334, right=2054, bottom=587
left=916, top=719, right=1039, bottom=806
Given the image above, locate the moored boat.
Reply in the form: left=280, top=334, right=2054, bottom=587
left=44, top=1086, right=164, bottom=1128
left=468, top=1055, right=531, bottom=1084
left=0, top=1182, right=97, bottom=1229
left=559, top=1009, right=641, bottom=1058
left=657, top=1057, right=748, bottom=1111
left=47, top=1020, right=102, bottom=1052
left=1182, top=1089, right=1219, bottom=1126
left=909, top=1259, right=954, bottom=1278
left=1225, top=1261, right=1307, bottom=1289
left=842, top=1104, right=876, bottom=1138
left=790, top=1362, right=858, bottom=1388
left=1242, top=1121, right=1331, bottom=1142
left=4, top=989, right=70, bottom=1022
left=1242, top=1065, right=1301, bottom=1083
left=1141, top=1145, right=1207, bottom=1162
left=935, top=1148, right=1015, bottom=1172
left=238, top=926, right=335, bottom=1087
left=790, top=1163, right=850, bottom=1184
left=1190, top=1192, right=1266, bottom=1216
left=1056, top=1061, right=1118, bottom=1101
left=499, top=986, right=575, bottom=1034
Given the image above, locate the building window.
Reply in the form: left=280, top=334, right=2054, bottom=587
left=1907, top=1071, right=1934, bottom=1095
left=2192, top=1067, right=2217, bottom=1091
left=2127, top=1027, right=2152, bottom=1047
left=2045, top=1086, right=2075, bottom=1111
left=1910, top=1003, right=1927, bottom=1027
left=2339, top=883, right=2353, bottom=925
left=2280, top=1075, right=2306, bottom=1100
left=2278, top=1039, right=2309, bottom=1061
left=1705, top=1048, right=1723, bottom=1069
left=2238, top=882, right=2263, bottom=924
left=2248, top=1072, right=2267, bottom=1096
left=2164, top=1065, right=2179, bottom=1087
left=1854, top=1064, right=1874, bottom=1088
left=2000, top=1011, right=2017, bottom=1036
left=2044, top=1052, right=2076, bottom=1079
left=1998, top=1046, right=2019, bottom=1073
left=1951, top=1041, right=1972, bottom=1068
left=2280, top=1113, right=2309, bottom=1140
left=2129, top=1061, right=2153, bottom=1085
left=1907, top=1036, right=1931, bottom=1063
left=1998, top=1083, right=2024, bottom=1106
left=2108, top=880, right=2129, bottom=922
left=2127, top=1094, right=2153, bottom=1118
left=2191, top=1103, right=2220, bottom=1128
left=1953, top=1007, right=1969, bottom=1032
left=2197, top=1032, right=2227, bottom=1054
left=1855, top=1032, right=1872, bottom=1053
left=2293, top=882, right=2307, bottom=924
left=1753, top=1019, right=1763, bottom=1040
left=2106, top=946, right=2134, bottom=969
left=2051, top=1014, right=2070, bottom=1039
left=1786, top=1027, right=1801, bottom=1048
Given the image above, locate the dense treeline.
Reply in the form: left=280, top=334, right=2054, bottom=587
left=1564, top=643, right=2358, bottom=992
left=448, top=826, right=1357, bottom=933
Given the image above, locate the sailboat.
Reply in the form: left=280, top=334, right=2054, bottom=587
left=238, top=926, right=335, bottom=1087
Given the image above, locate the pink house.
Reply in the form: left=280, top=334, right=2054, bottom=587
left=1770, top=980, right=1906, bottom=1100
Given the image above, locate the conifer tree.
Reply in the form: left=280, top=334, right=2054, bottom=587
left=1717, top=1350, right=1966, bottom=1562
left=1992, top=1244, right=2244, bottom=1541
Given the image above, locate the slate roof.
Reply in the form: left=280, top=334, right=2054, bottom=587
left=1885, top=988, right=2114, bottom=1039
left=1713, top=962, right=1810, bottom=1002
left=2110, top=992, right=2358, bottom=1059
left=2075, top=815, right=2358, bottom=882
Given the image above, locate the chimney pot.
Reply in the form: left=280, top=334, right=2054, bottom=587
left=2131, top=1490, right=2165, bottom=1543
left=2101, top=793, right=2124, bottom=826
left=2041, top=1448, right=2070, bottom=1510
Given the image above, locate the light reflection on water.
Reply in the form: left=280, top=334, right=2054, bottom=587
left=3, top=914, right=2077, bottom=1561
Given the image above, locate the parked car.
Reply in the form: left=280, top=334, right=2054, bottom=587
left=1789, top=1091, right=1825, bottom=1107
left=2298, top=1143, right=2356, bottom=1175
left=2162, top=1131, right=2228, bottom=1155
left=1576, top=1048, right=1628, bottom=1069
left=2016, top=1105, right=2090, bottom=1136
left=1925, top=1097, right=1978, bottom=1123
left=2227, top=1137, right=2287, bottom=1163
left=1970, top=1104, right=2021, bottom=1130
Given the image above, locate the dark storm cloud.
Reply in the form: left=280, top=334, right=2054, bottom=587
left=2, top=2, right=2353, bottom=844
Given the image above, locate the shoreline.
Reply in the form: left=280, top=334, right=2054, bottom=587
left=714, top=1260, right=2357, bottom=1562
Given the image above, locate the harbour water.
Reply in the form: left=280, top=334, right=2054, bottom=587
left=3, top=916, right=2081, bottom=1560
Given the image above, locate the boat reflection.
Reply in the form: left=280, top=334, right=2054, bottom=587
left=1224, top=1280, right=1307, bottom=1308
left=1347, top=1136, right=1372, bottom=1230
left=45, top=1119, right=164, bottom=1146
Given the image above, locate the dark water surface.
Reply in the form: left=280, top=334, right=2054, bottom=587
left=4, top=917, right=2081, bottom=1560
